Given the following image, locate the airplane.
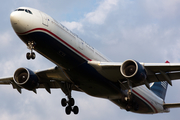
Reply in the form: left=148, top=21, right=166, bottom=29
left=1, top=6, right=180, bottom=115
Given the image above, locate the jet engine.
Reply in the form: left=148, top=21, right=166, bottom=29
left=120, top=60, right=147, bottom=84
left=13, top=68, right=39, bottom=90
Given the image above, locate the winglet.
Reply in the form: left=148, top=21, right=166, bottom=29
left=164, top=61, right=172, bottom=86
left=165, top=61, right=170, bottom=63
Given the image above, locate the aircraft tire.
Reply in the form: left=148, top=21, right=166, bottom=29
left=61, top=98, right=67, bottom=107
left=31, top=52, right=36, bottom=59
left=26, top=53, right=31, bottom=60
left=126, top=105, right=131, bottom=111
left=69, top=98, right=75, bottom=106
left=65, top=106, right=71, bottom=115
left=72, top=106, right=79, bottom=114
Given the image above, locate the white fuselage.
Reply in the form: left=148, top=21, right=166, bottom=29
left=10, top=7, right=166, bottom=114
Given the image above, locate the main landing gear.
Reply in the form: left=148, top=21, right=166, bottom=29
left=26, top=41, right=36, bottom=60
left=60, top=82, right=79, bottom=115
left=61, top=97, right=79, bottom=115
left=125, top=80, right=139, bottom=111
left=125, top=89, right=134, bottom=111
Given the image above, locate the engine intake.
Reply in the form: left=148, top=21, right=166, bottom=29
left=120, top=60, right=147, bottom=84
left=13, top=68, right=39, bottom=90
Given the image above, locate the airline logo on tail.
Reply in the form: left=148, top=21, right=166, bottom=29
left=161, top=81, right=168, bottom=89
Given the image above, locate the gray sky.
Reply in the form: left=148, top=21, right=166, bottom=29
left=1, top=0, right=180, bottom=120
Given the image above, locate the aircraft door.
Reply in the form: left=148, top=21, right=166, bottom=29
left=40, top=12, right=48, bottom=26
left=79, top=40, right=83, bottom=50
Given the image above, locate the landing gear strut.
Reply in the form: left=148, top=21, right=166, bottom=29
left=26, top=41, right=36, bottom=60
left=125, top=80, right=139, bottom=111
left=125, top=89, right=133, bottom=111
left=60, top=82, right=79, bottom=115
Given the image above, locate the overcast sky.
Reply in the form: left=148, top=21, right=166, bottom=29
left=1, top=0, right=180, bottom=120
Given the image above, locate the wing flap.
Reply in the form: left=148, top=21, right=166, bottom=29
left=38, top=80, right=81, bottom=92
left=153, top=72, right=180, bottom=82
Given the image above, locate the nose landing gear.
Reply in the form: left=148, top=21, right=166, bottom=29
left=26, top=52, right=36, bottom=60
left=26, top=41, right=36, bottom=60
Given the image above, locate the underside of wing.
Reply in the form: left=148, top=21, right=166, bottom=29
left=0, top=77, right=13, bottom=84
left=88, top=60, right=180, bottom=89
left=0, top=66, right=81, bottom=93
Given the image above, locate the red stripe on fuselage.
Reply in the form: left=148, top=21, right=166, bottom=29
left=17, top=29, right=158, bottom=113
left=17, top=28, right=92, bottom=61
left=132, top=89, right=158, bottom=113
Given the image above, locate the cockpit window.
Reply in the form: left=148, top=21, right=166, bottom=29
left=28, top=10, right=32, bottom=14
left=18, top=9, right=24, bottom=11
left=25, top=9, right=28, bottom=13
left=14, top=9, right=33, bottom=14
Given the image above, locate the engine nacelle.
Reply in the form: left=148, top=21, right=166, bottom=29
left=120, top=60, right=147, bottom=84
left=13, top=68, right=39, bottom=90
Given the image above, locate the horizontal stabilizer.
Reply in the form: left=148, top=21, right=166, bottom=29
left=163, top=103, right=180, bottom=109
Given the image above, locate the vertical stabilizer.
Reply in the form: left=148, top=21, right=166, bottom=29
left=150, top=81, right=168, bottom=100
left=150, top=61, right=170, bottom=100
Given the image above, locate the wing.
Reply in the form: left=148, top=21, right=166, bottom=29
left=0, top=67, right=81, bottom=93
left=88, top=60, right=180, bottom=89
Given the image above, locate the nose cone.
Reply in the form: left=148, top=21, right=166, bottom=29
left=10, top=12, right=17, bottom=24
left=10, top=11, right=20, bottom=31
left=10, top=12, right=19, bottom=28
left=10, top=11, right=27, bottom=33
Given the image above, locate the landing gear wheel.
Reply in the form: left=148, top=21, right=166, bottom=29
left=60, top=82, right=79, bottom=115
left=61, top=98, right=67, bottom=107
left=26, top=52, right=36, bottom=60
left=26, top=52, right=31, bottom=60
left=69, top=98, right=75, bottom=106
left=31, top=52, right=36, bottom=59
left=65, top=106, right=71, bottom=115
left=126, top=105, right=131, bottom=111
left=72, top=106, right=79, bottom=114
left=26, top=41, right=36, bottom=60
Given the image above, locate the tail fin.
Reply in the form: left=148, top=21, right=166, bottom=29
left=150, top=81, right=168, bottom=100
left=150, top=61, right=170, bottom=100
